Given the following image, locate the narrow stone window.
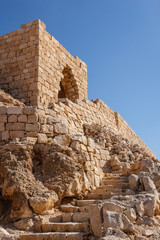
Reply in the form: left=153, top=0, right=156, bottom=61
left=58, top=82, right=66, bottom=98
left=58, top=66, right=79, bottom=101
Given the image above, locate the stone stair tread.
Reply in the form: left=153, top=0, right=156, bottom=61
left=42, top=222, right=89, bottom=233
left=102, top=180, right=129, bottom=185
left=19, top=232, right=85, bottom=240
left=99, top=183, right=130, bottom=188
left=76, top=199, right=97, bottom=206
left=72, top=212, right=89, bottom=222
left=60, top=205, right=79, bottom=212
left=91, top=187, right=123, bottom=193
left=79, top=206, right=89, bottom=212
left=61, top=212, right=89, bottom=223
left=87, top=192, right=111, bottom=200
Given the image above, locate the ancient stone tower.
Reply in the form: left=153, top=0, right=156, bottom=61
left=0, top=20, right=87, bottom=106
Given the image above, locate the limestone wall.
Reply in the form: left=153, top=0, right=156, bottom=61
left=114, top=112, right=154, bottom=156
left=38, top=23, right=87, bottom=106
left=0, top=99, right=155, bottom=158
left=0, top=20, right=40, bottom=105
left=0, top=20, right=87, bottom=107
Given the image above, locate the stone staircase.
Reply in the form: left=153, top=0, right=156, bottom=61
left=87, top=173, right=129, bottom=200
left=18, top=173, right=129, bottom=240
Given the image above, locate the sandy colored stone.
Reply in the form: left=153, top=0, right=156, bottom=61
left=89, top=204, right=102, bottom=237
left=37, top=133, right=48, bottom=143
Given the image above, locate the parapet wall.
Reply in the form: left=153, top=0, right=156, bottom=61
left=0, top=99, right=155, bottom=158
left=0, top=20, right=87, bottom=106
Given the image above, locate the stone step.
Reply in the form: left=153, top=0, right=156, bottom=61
left=60, top=205, right=79, bottom=213
left=87, top=189, right=126, bottom=200
left=73, top=212, right=89, bottom=223
left=90, top=186, right=124, bottom=193
left=99, top=183, right=130, bottom=189
left=100, top=184, right=130, bottom=191
left=87, top=192, right=111, bottom=200
left=42, top=222, right=89, bottom=233
left=60, top=205, right=89, bottom=213
left=102, top=176, right=128, bottom=179
left=61, top=212, right=89, bottom=223
left=103, top=173, right=129, bottom=178
left=102, top=179, right=129, bottom=185
left=76, top=199, right=97, bottom=207
left=19, top=232, right=85, bottom=240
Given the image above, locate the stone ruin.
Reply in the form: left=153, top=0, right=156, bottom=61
left=0, top=20, right=160, bottom=240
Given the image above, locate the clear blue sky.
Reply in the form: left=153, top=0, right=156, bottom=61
left=1, top=0, right=160, bottom=159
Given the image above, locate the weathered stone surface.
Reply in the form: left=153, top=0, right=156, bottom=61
left=37, top=133, right=48, bottom=143
left=136, top=201, right=144, bottom=217
left=103, top=202, right=124, bottom=214
left=29, top=194, right=58, bottom=214
left=102, top=227, right=130, bottom=240
left=124, top=208, right=137, bottom=222
left=122, top=214, right=135, bottom=233
left=143, top=198, right=156, bottom=217
left=89, top=204, right=102, bottom=237
left=104, top=211, right=123, bottom=230
left=52, top=134, right=71, bottom=146
left=7, top=106, right=23, bottom=115
left=13, top=218, right=34, bottom=231
left=53, top=122, right=68, bottom=134
left=141, top=176, right=156, bottom=192
left=129, top=174, right=139, bottom=191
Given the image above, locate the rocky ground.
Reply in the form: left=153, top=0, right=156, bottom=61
left=0, top=92, right=160, bottom=240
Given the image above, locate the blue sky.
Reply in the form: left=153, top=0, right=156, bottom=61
left=1, top=0, right=160, bottom=159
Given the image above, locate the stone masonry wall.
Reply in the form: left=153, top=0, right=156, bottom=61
left=0, top=99, right=155, bottom=158
left=115, top=112, right=153, bottom=155
left=0, top=20, right=40, bottom=106
left=38, top=23, right=87, bottom=106
left=0, top=20, right=87, bottom=107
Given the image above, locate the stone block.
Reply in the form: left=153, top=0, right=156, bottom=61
left=103, top=202, right=124, bottom=214
left=0, top=115, right=7, bottom=123
left=129, top=174, right=139, bottom=191
left=52, top=135, right=71, bottom=146
left=28, top=115, right=38, bottom=123
left=0, top=123, right=5, bottom=132
left=7, top=106, right=23, bottom=115
left=144, top=198, right=156, bottom=217
left=26, top=124, right=39, bottom=132
left=8, top=115, right=17, bottom=122
left=10, top=131, right=25, bottom=138
left=1, top=131, right=9, bottom=140
left=0, top=106, right=7, bottom=114
left=141, top=176, right=156, bottom=192
left=72, top=212, right=89, bottom=223
left=62, top=213, right=72, bottom=222
left=41, top=124, right=53, bottom=134
left=18, top=115, right=28, bottom=123
left=6, top=123, right=25, bottom=131
left=38, top=133, right=48, bottom=143
left=89, top=204, right=102, bottom=237
left=23, top=107, right=36, bottom=115
left=53, top=122, right=68, bottom=134
left=26, top=132, right=38, bottom=137
left=124, top=208, right=137, bottom=222
left=104, top=211, right=123, bottom=230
